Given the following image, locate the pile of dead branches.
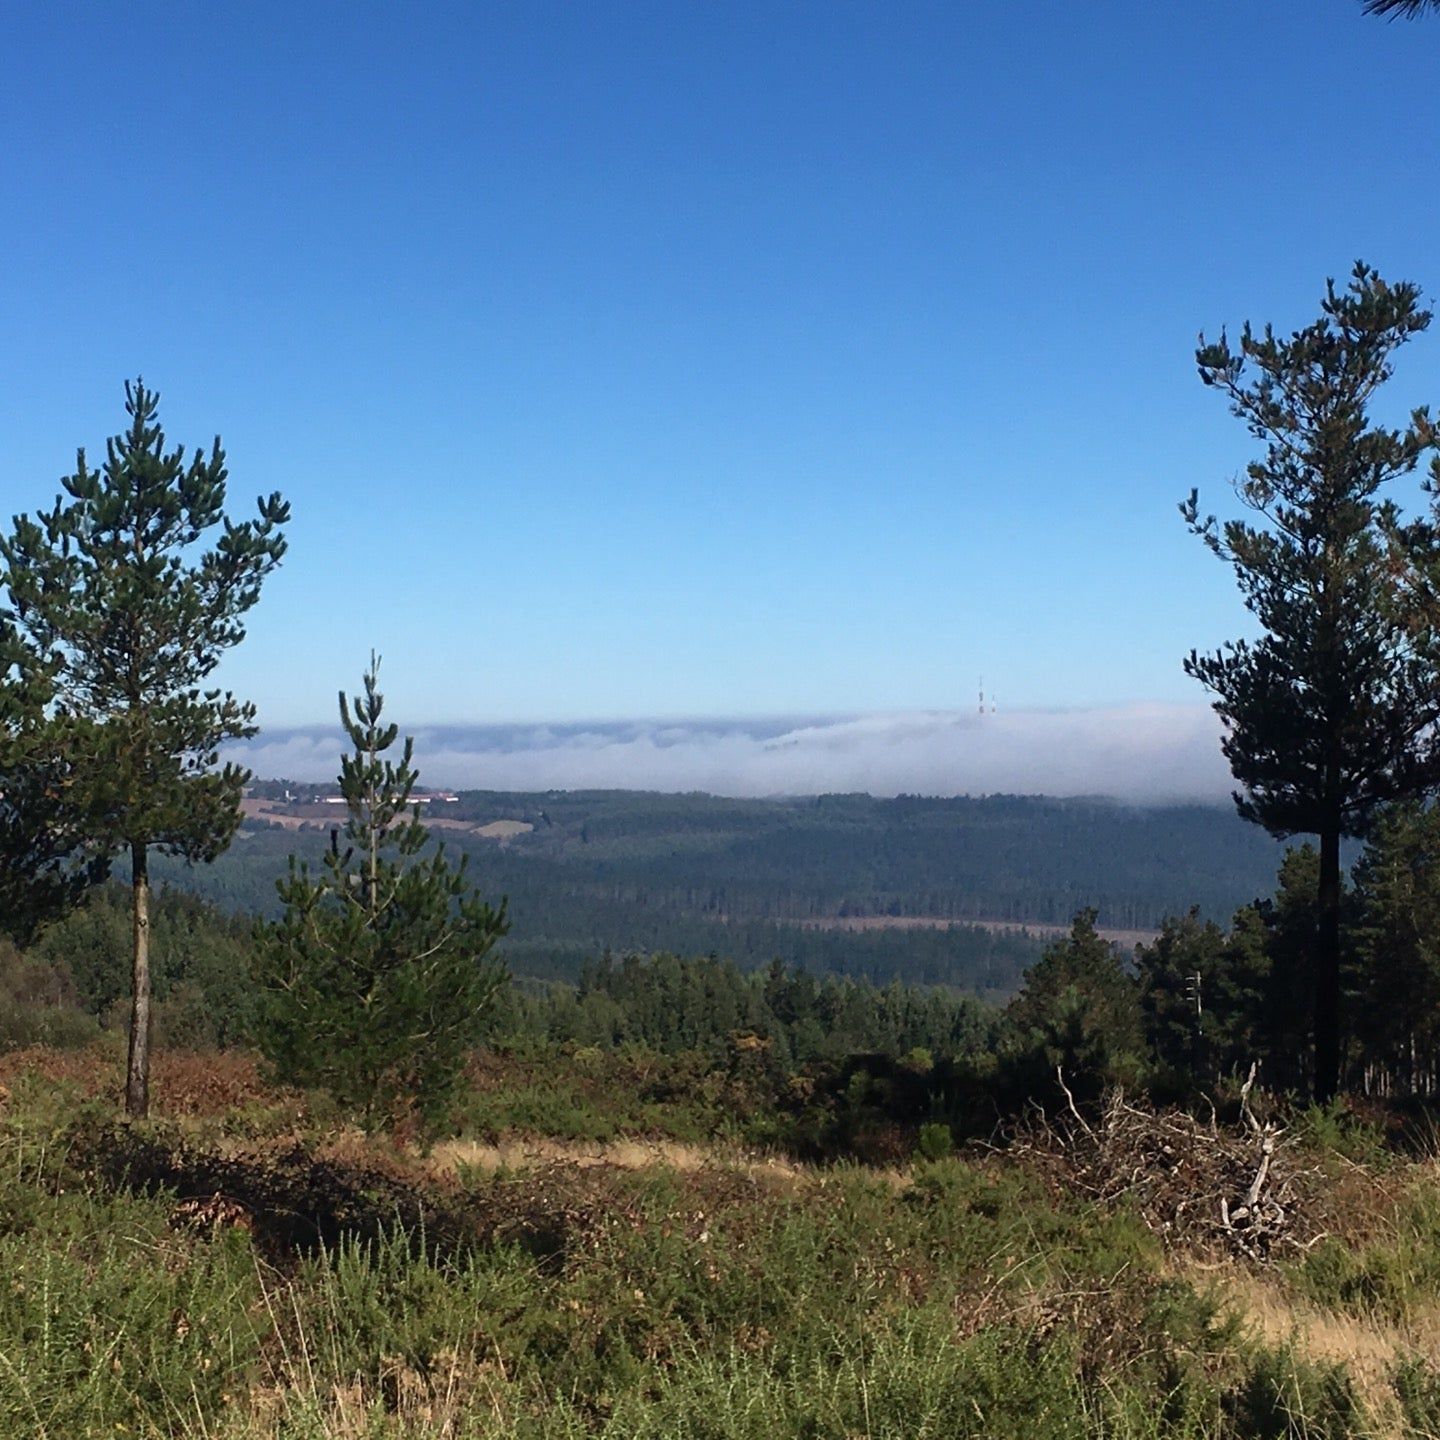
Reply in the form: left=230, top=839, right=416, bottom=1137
left=1009, top=1066, right=1326, bottom=1262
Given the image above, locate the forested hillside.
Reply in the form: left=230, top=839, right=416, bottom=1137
left=137, top=788, right=1287, bottom=996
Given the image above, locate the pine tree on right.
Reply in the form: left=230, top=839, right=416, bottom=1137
left=1182, top=263, right=1440, bottom=1102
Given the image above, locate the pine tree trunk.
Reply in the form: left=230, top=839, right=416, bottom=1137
left=1315, top=827, right=1343, bottom=1104
left=126, top=840, right=152, bottom=1119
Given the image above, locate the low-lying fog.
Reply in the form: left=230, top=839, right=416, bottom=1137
left=228, top=704, right=1233, bottom=804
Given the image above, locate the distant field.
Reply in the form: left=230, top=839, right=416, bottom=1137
left=240, top=797, right=533, bottom=841
left=798, top=914, right=1160, bottom=947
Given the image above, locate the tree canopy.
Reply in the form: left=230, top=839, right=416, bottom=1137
left=1362, top=0, right=1440, bottom=16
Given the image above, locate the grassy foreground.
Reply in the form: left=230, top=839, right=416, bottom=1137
left=4, top=1048, right=1440, bottom=1438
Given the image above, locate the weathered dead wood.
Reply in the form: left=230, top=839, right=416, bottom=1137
left=1010, top=1068, right=1323, bottom=1263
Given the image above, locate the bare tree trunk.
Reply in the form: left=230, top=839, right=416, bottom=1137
left=1314, top=827, right=1343, bottom=1104
left=126, top=840, right=151, bottom=1119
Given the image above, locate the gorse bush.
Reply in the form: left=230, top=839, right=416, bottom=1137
left=1292, top=1179, right=1440, bottom=1324
left=1393, top=1356, right=1440, bottom=1436
left=1221, top=1347, right=1360, bottom=1440
left=0, top=1181, right=260, bottom=1436
left=914, top=1120, right=954, bottom=1161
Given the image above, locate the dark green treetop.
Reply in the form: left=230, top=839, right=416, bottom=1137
left=1004, top=909, right=1144, bottom=1101
left=255, top=658, right=509, bottom=1129
left=1182, top=264, right=1440, bottom=840
left=0, top=379, right=289, bottom=861
left=1133, top=908, right=1225, bottom=1081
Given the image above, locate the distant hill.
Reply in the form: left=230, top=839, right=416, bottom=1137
left=154, top=789, right=1289, bottom=1000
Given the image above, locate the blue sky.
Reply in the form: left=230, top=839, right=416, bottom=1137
left=4, top=1, right=1439, bottom=745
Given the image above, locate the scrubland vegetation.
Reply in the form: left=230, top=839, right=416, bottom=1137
left=7, top=1041, right=1440, bottom=1438
left=11, top=875, right=1440, bottom=1436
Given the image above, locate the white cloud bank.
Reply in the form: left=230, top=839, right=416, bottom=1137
left=227, top=704, right=1233, bottom=804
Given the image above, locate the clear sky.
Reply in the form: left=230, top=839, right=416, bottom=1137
left=3, top=1, right=1439, bottom=740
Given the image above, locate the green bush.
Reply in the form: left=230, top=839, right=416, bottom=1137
left=1291, top=1099, right=1391, bottom=1169
left=1291, top=1176, right=1440, bottom=1323
left=1393, top=1355, right=1440, bottom=1435
left=1223, top=1345, right=1359, bottom=1440
left=0, top=1186, right=260, bottom=1436
left=913, top=1120, right=954, bottom=1162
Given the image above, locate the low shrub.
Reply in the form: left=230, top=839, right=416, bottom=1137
left=1290, top=1175, right=1440, bottom=1323
left=1222, top=1345, right=1360, bottom=1440
left=914, top=1120, right=954, bottom=1162
left=2, top=1055, right=1439, bottom=1437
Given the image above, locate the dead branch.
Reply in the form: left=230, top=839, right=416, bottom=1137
left=1008, top=1069, right=1322, bottom=1263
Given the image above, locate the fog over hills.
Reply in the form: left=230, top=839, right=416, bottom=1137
left=228, top=704, right=1233, bottom=805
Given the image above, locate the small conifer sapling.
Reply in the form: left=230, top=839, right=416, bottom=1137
left=256, top=658, right=508, bottom=1130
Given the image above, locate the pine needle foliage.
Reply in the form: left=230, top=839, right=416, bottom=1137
left=0, top=685, right=106, bottom=948
left=0, top=379, right=288, bottom=1114
left=256, top=658, right=508, bottom=1130
left=1181, top=263, right=1440, bottom=1102
left=1004, top=909, right=1145, bottom=1101
left=1363, top=0, right=1440, bottom=16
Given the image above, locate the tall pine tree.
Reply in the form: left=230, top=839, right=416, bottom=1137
left=1182, top=264, right=1440, bottom=1101
left=0, top=380, right=288, bottom=1116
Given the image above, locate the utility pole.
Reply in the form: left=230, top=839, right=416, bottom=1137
left=1184, top=972, right=1206, bottom=1082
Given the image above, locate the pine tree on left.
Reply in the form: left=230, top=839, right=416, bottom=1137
left=0, top=380, right=289, bottom=1117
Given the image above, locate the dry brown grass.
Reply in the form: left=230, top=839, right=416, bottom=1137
left=428, top=1133, right=807, bottom=1185
left=0, top=1047, right=802, bottom=1186
left=1204, top=1267, right=1440, bottom=1434
left=0, top=1043, right=304, bottom=1116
